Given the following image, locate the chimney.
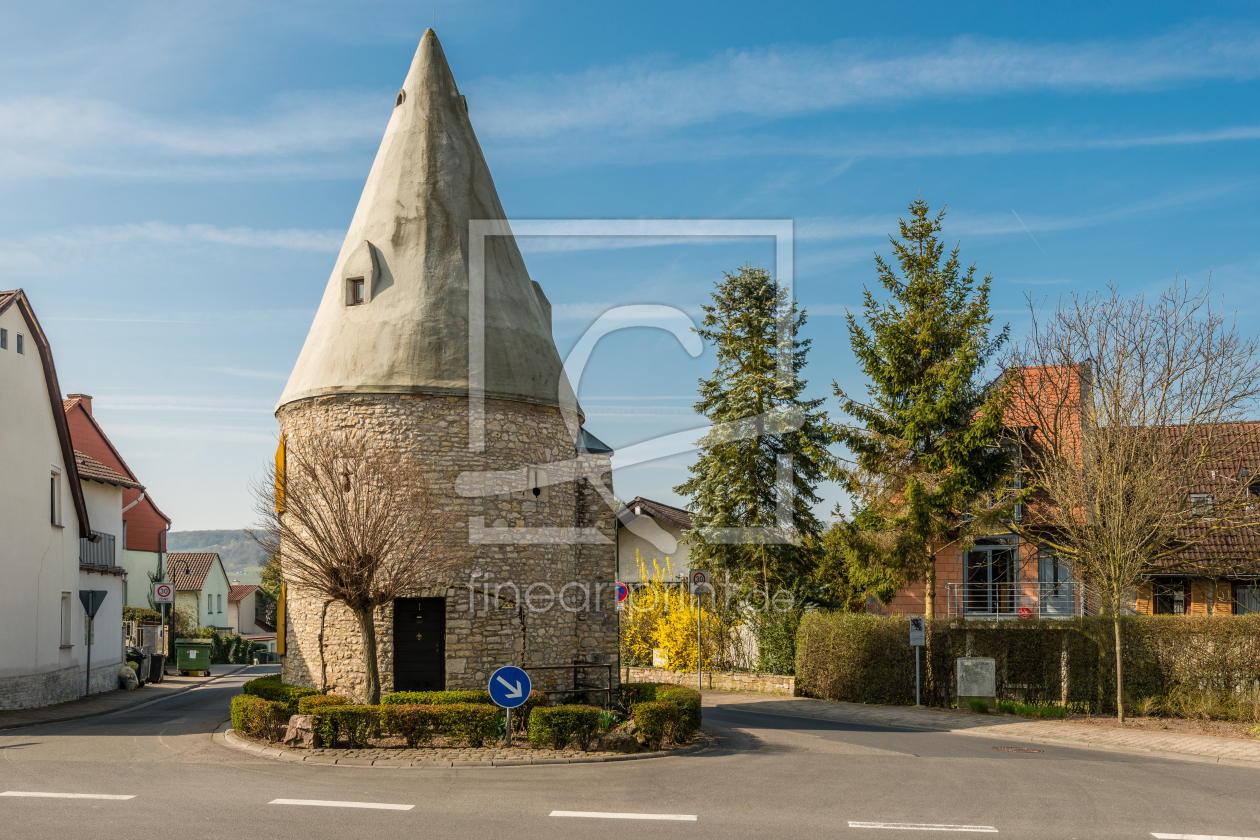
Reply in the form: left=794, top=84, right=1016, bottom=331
left=67, top=393, right=93, bottom=416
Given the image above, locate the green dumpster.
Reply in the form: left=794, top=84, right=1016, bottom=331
left=175, top=639, right=213, bottom=676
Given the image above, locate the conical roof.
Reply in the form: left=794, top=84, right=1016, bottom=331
left=277, top=29, right=575, bottom=417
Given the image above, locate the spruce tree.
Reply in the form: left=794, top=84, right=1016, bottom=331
left=676, top=265, right=833, bottom=598
left=833, top=198, right=1011, bottom=617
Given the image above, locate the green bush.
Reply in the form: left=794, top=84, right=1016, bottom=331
left=242, top=674, right=319, bottom=715
left=439, top=703, right=501, bottom=747
left=630, top=701, right=683, bottom=749
left=527, top=705, right=602, bottom=750
left=297, top=694, right=352, bottom=715
left=380, top=690, right=493, bottom=706
left=231, top=695, right=288, bottom=740
left=967, top=699, right=990, bottom=714
left=996, top=700, right=1066, bottom=719
left=319, top=706, right=382, bottom=748
left=123, top=607, right=163, bottom=623
left=380, top=704, right=443, bottom=748
left=618, top=682, right=666, bottom=708
left=657, top=686, right=702, bottom=739
left=511, top=691, right=548, bottom=733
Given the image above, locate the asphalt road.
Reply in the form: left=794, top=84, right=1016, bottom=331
left=1, top=665, right=1258, bottom=840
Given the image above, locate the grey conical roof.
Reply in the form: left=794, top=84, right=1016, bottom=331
left=278, top=29, right=575, bottom=417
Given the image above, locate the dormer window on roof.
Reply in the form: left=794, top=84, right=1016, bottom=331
left=348, top=278, right=364, bottom=306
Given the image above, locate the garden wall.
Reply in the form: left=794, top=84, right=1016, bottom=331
left=795, top=612, right=1260, bottom=718
left=623, top=666, right=796, bottom=696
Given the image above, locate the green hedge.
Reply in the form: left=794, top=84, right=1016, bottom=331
left=297, top=694, right=352, bottom=715
left=618, top=682, right=668, bottom=708
left=380, top=690, right=493, bottom=706
left=440, top=703, right=501, bottom=747
left=657, top=687, right=702, bottom=739
left=379, top=704, right=443, bottom=748
left=795, top=613, right=1260, bottom=719
left=242, top=675, right=319, bottom=715
left=231, top=695, right=288, bottom=740
left=527, top=705, right=601, bottom=750
left=630, top=701, right=682, bottom=749
left=319, top=706, right=382, bottom=748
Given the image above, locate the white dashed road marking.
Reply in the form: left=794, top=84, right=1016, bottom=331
left=269, top=798, right=414, bottom=811
left=550, top=811, right=698, bottom=821
left=0, top=792, right=135, bottom=800
left=1152, top=834, right=1260, bottom=839
left=848, top=822, right=998, bottom=833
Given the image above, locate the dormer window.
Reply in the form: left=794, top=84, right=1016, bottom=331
left=348, top=278, right=364, bottom=306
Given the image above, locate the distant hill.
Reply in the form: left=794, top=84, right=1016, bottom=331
left=167, top=530, right=267, bottom=582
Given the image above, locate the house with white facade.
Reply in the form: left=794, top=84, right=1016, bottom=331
left=616, top=496, right=694, bottom=584
left=168, top=552, right=232, bottom=631
left=0, top=290, right=126, bottom=708
left=228, top=584, right=277, bottom=653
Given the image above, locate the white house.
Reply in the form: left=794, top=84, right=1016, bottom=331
left=228, top=584, right=277, bottom=653
left=0, top=290, right=126, bottom=708
left=616, top=496, right=694, bottom=584
left=168, top=552, right=233, bottom=631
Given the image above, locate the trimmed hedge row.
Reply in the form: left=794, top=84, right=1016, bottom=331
left=242, top=674, right=318, bottom=715
left=527, top=705, right=601, bottom=750
left=617, top=682, right=703, bottom=747
left=380, top=690, right=493, bottom=706
left=795, top=612, right=1260, bottom=719
left=297, top=694, right=351, bottom=715
left=318, top=703, right=501, bottom=748
left=231, top=695, right=288, bottom=740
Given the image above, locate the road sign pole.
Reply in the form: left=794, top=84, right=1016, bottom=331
left=506, top=707, right=511, bottom=748
left=696, top=590, right=702, bottom=691
left=85, top=616, right=92, bottom=697
left=915, top=646, right=921, bottom=707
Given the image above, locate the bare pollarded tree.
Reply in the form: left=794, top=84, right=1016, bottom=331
left=252, top=429, right=462, bottom=704
left=1007, top=281, right=1260, bottom=721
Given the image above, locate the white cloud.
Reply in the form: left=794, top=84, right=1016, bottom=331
left=469, top=27, right=1260, bottom=140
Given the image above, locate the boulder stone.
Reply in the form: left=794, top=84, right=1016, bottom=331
left=282, top=715, right=319, bottom=748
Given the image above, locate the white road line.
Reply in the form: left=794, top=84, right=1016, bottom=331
left=269, top=798, right=413, bottom=811
left=848, top=822, right=998, bottom=833
left=1152, top=834, right=1260, bottom=839
left=550, top=811, right=698, bottom=821
left=0, top=792, right=135, bottom=800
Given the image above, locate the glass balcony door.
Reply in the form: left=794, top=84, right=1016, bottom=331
left=965, top=539, right=1018, bottom=615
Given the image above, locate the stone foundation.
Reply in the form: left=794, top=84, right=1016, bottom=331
left=278, top=393, right=619, bottom=699
left=623, top=666, right=796, bottom=697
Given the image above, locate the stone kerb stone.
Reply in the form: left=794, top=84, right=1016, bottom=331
left=278, top=393, right=619, bottom=698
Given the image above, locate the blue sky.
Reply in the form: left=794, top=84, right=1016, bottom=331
left=4, top=1, right=1259, bottom=529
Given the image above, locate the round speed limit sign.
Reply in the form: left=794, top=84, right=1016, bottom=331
left=153, top=583, right=174, bottom=603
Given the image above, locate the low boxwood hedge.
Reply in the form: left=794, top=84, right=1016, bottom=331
left=380, top=690, right=493, bottom=706
left=379, top=704, right=443, bottom=748
left=231, top=695, right=289, bottom=741
left=242, top=674, right=319, bottom=715
left=527, top=705, right=602, bottom=751
left=297, top=694, right=352, bottom=715
left=618, top=681, right=667, bottom=708
left=656, top=686, right=702, bottom=739
left=441, top=703, right=501, bottom=747
left=319, top=706, right=382, bottom=748
left=631, top=701, right=683, bottom=749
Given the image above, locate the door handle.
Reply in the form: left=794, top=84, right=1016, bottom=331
left=416, top=633, right=423, bottom=641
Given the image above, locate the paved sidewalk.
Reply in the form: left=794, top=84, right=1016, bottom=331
left=704, top=690, right=1260, bottom=766
left=0, top=665, right=254, bottom=731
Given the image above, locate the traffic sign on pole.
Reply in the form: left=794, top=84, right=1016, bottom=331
left=615, top=582, right=628, bottom=612
left=488, top=666, right=531, bottom=709
left=152, top=583, right=174, bottom=604
left=689, top=570, right=711, bottom=595
left=909, top=616, right=925, bottom=647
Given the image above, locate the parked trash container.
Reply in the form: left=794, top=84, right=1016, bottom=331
left=175, top=639, right=213, bottom=676
left=125, top=648, right=150, bottom=685
left=148, top=653, right=166, bottom=683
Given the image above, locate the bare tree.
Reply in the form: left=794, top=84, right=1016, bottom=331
left=252, top=430, right=462, bottom=704
left=1007, top=282, right=1260, bottom=721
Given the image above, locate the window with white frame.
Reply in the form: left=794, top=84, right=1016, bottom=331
left=49, top=469, right=62, bottom=526
left=60, top=592, right=72, bottom=647
left=1190, top=493, right=1215, bottom=517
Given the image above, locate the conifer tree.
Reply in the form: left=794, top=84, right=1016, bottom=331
left=833, top=198, right=1011, bottom=617
left=676, top=265, right=833, bottom=597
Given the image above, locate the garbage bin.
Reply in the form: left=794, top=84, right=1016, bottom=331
left=175, top=639, right=213, bottom=676
left=148, top=653, right=166, bottom=683
left=125, top=648, right=150, bottom=685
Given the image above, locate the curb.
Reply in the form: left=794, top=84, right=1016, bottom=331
left=715, top=705, right=1260, bottom=770
left=0, top=665, right=261, bottom=732
left=213, top=721, right=712, bottom=768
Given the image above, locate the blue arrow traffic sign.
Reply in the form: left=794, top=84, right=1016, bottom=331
left=488, top=665, right=531, bottom=709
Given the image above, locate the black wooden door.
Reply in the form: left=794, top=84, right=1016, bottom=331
left=393, top=597, right=446, bottom=691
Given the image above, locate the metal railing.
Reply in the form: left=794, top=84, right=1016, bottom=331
left=79, top=530, right=116, bottom=567
left=946, top=581, right=1089, bottom=618
left=525, top=664, right=614, bottom=710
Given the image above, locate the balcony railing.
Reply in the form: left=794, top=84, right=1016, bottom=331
left=79, top=530, right=116, bottom=567
left=946, top=581, right=1093, bottom=618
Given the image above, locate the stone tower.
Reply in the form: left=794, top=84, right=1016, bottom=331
left=275, top=29, right=618, bottom=699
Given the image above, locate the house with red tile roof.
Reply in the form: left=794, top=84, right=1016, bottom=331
left=167, top=552, right=232, bottom=631
left=227, top=584, right=276, bottom=652
left=0, top=289, right=127, bottom=707
left=615, top=496, right=694, bottom=584
left=63, top=394, right=172, bottom=609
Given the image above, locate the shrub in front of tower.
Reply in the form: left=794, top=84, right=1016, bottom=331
left=319, top=706, right=382, bottom=749
left=242, top=674, right=319, bottom=715
left=380, top=689, right=493, bottom=706
left=618, top=682, right=668, bottom=708
left=527, top=705, right=602, bottom=751
left=629, top=701, right=684, bottom=749
left=511, top=690, right=548, bottom=734
left=379, top=704, right=443, bottom=748
left=439, top=703, right=501, bottom=747
left=297, top=694, right=352, bottom=715
left=656, top=686, right=702, bottom=738
left=231, top=695, right=289, bottom=741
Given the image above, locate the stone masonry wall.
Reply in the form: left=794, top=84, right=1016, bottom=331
left=278, top=393, right=619, bottom=701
